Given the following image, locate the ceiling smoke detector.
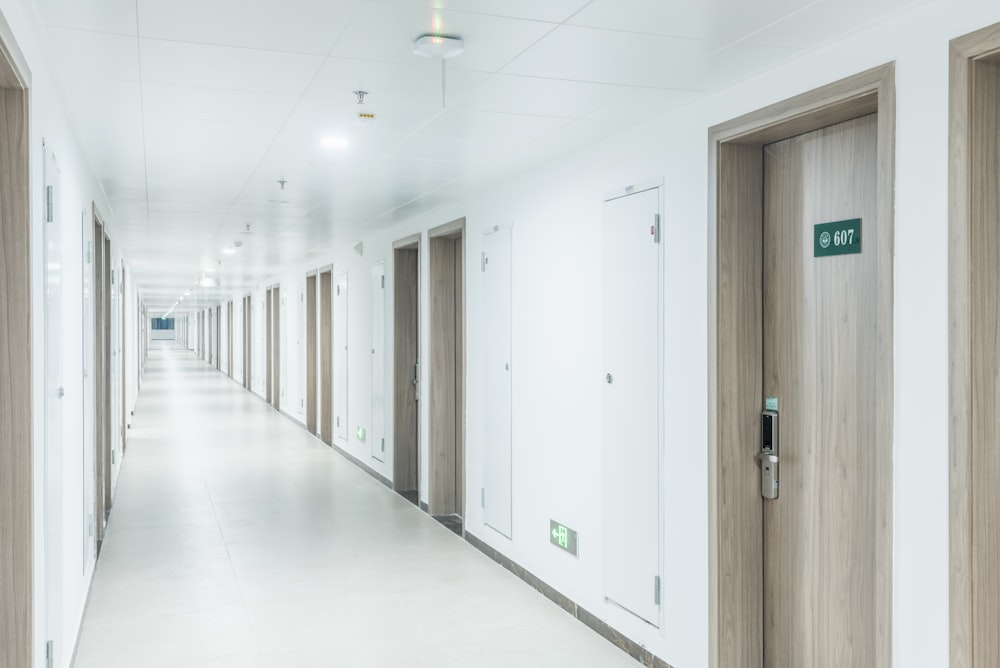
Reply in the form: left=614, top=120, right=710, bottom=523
left=413, top=34, right=464, bottom=59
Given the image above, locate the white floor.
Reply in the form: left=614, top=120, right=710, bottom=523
left=73, top=344, right=640, bottom=668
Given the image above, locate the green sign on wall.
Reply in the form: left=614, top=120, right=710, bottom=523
left=550, top=520, right=579, bottom=557
left=814, top=218, right=862, bottom=257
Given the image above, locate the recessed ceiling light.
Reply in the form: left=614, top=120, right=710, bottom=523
left=222, top=248, right=236, bottom=255
left=199, top=277, right=217, bottom=288
left=321, top=136, right=349, bottom=149
left=413, top=34, right=464, bottom=59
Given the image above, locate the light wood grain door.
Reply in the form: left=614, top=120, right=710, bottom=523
left=273, top=286, right=280, bottom=410
left=306, top=275, right=317, bottom=434
left=320, top=271, right=333, bottom=445
left=762, top=114, right=880, bottom=667
left=429, top=226, right=465, bottom=518
left=393, top=246, right=419, bottom=499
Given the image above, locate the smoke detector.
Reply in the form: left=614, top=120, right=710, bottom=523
left=413, top=34, right=464, bottom=59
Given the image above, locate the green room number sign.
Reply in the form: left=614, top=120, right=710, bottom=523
left=814, top=218, right=862, bottom=257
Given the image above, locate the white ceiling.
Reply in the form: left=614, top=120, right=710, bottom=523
left=34, top=0, right=925, bottom=315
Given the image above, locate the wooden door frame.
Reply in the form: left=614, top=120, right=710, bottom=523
left=306, top=273, right=317, bottom=434
left=320, top=269, right=333, bottom=444
left=273, top=285, right=281, bottom=410
left=949, top=22, right=1000, bottom=668
left=227, top=301, right=233, bottom=377
left=393, top=234, right=421, bottom=499
left=265, top=288, right=272, bottom=403
left=428, top=219, right=465, bottom=520
left=0, top=26, right=30, bottom=668
left=707, top=63, right=895, bottom=668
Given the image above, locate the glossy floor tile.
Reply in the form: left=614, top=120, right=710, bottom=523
left=73, top=344, right=640, bottom=668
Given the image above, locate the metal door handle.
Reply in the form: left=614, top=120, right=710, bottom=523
left=606, top=373, right=614, bottom=384
left=757, top=453, right=779, bottom=499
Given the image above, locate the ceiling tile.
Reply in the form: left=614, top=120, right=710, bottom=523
left=139, top=39, right=324, bottom=94
left=583, top=86, right=700, bottom=122
left=136, top=0, right=363, bottom=55
left=391, top=109, right=571, bottom=163
left=501, top=25, right=711, bottom=89
left=741, top=0, right=929, bottom=49
left=142, top=84, right=300, bottom=125
left=48, top=27, right=139, bottom=81
left=568, top=0, right=814, bottom=46
left=37, top=0, right=138, bottom=35
left=373, top=0, right=593, bottom=24
left=330, top=1, right=555, bottom=72
left=455, top=74, right=617, bottom=118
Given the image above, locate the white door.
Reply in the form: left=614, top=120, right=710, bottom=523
left=482, top=225, right=513, bottom=538
left=371, top=263, right=386, bottom=461
left=43, top=144, right=65, bottom=667
left=603, top=186, right=662, bottom=626
left=334, top=272, right=349, bottom=442
left=81, top=209, right=96, bottom=570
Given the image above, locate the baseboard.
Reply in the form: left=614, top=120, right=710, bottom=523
left=464, top=532, right=675, bottom=668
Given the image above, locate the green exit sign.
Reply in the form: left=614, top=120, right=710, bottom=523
left=550, top=520, right=578, bottom=557
left=814, top=218, right=862, bottom=257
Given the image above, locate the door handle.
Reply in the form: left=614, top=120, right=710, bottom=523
left=759, top=410, right=779, bottom=499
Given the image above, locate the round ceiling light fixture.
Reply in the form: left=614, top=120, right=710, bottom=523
left=413, top=34, right=464, bottom=59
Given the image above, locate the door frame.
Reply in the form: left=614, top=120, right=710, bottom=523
left=393, top=234, right=421, bottom=501
left=0, top=28, right=29, bottom=666
left=949, top=22, right=1000, bottom=668
left=707, top=63, right=895, bottom=668
left=428, top=218, right=466, bottom=520
left=306, top=272, right=317, bottom=434
left=320, top=268, right=333, bottom=444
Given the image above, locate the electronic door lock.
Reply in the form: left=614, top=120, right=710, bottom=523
left=758, top=410, right=779, bottom=499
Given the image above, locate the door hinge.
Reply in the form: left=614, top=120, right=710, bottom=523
left=653, top=214, right=661, bottom=244
left=654, top=575, right=661, bottom=605
left=336, top=285, right=341, bottom=296
left=111, top=449, right=116, bottom=465
left=45, top=186, right=54, bottom=222
left=481, top=252, right=487, bottom=272
left=381, top=438, right=385, bottom=452
left=481, top=488, right=485, bottom=508
left=336, top=416, right=340, bottom=427
left=46, top=640, right=54, bottom=668
left=381, top=275, right=385, bottom=289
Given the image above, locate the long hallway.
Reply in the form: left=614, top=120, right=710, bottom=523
left=72, top=344, right=638, bottom=668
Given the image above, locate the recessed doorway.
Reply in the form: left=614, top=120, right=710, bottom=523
left=428, top=219, right=465, bottom=534
left=393, top=235, right=420, bottom=506
left=708, top=64, right=895, bottom=667
left=949, top=23, right=1000, bottom=668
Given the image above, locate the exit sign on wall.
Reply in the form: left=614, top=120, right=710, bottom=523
left=550, top=520, right=579, bottom=557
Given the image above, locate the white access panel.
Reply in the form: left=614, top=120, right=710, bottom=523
left=602, top=186, right=662, bottom=626
left=371, top=263, right=386, bottom=462
left=81, top=208, right=95, bottom=570
left=482, top=225, right=513, bottom=538
left=43, top=144, right=65, bottom=668
left=334, top=272, right=349, bottom=442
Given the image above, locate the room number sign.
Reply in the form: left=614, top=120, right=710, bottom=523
left=814, top=218, right=862, bottom=257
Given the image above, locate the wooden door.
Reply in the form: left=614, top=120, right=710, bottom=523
left=227, top=301, right=233, bottom=377
left=761, top=114, right=881, bottom=667
left=950, top=30, right=1000, bottom=668
left=393, top=246, right=419, bottom=501
left=273, top=286, right=281, bottom=410
left=306, top=275, right=317, bottom=434
left=429, top=222, right=465, bottom=519
left=265, top=289, right=273, bottom=403
left=320, top=271, right=333, bottom=445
